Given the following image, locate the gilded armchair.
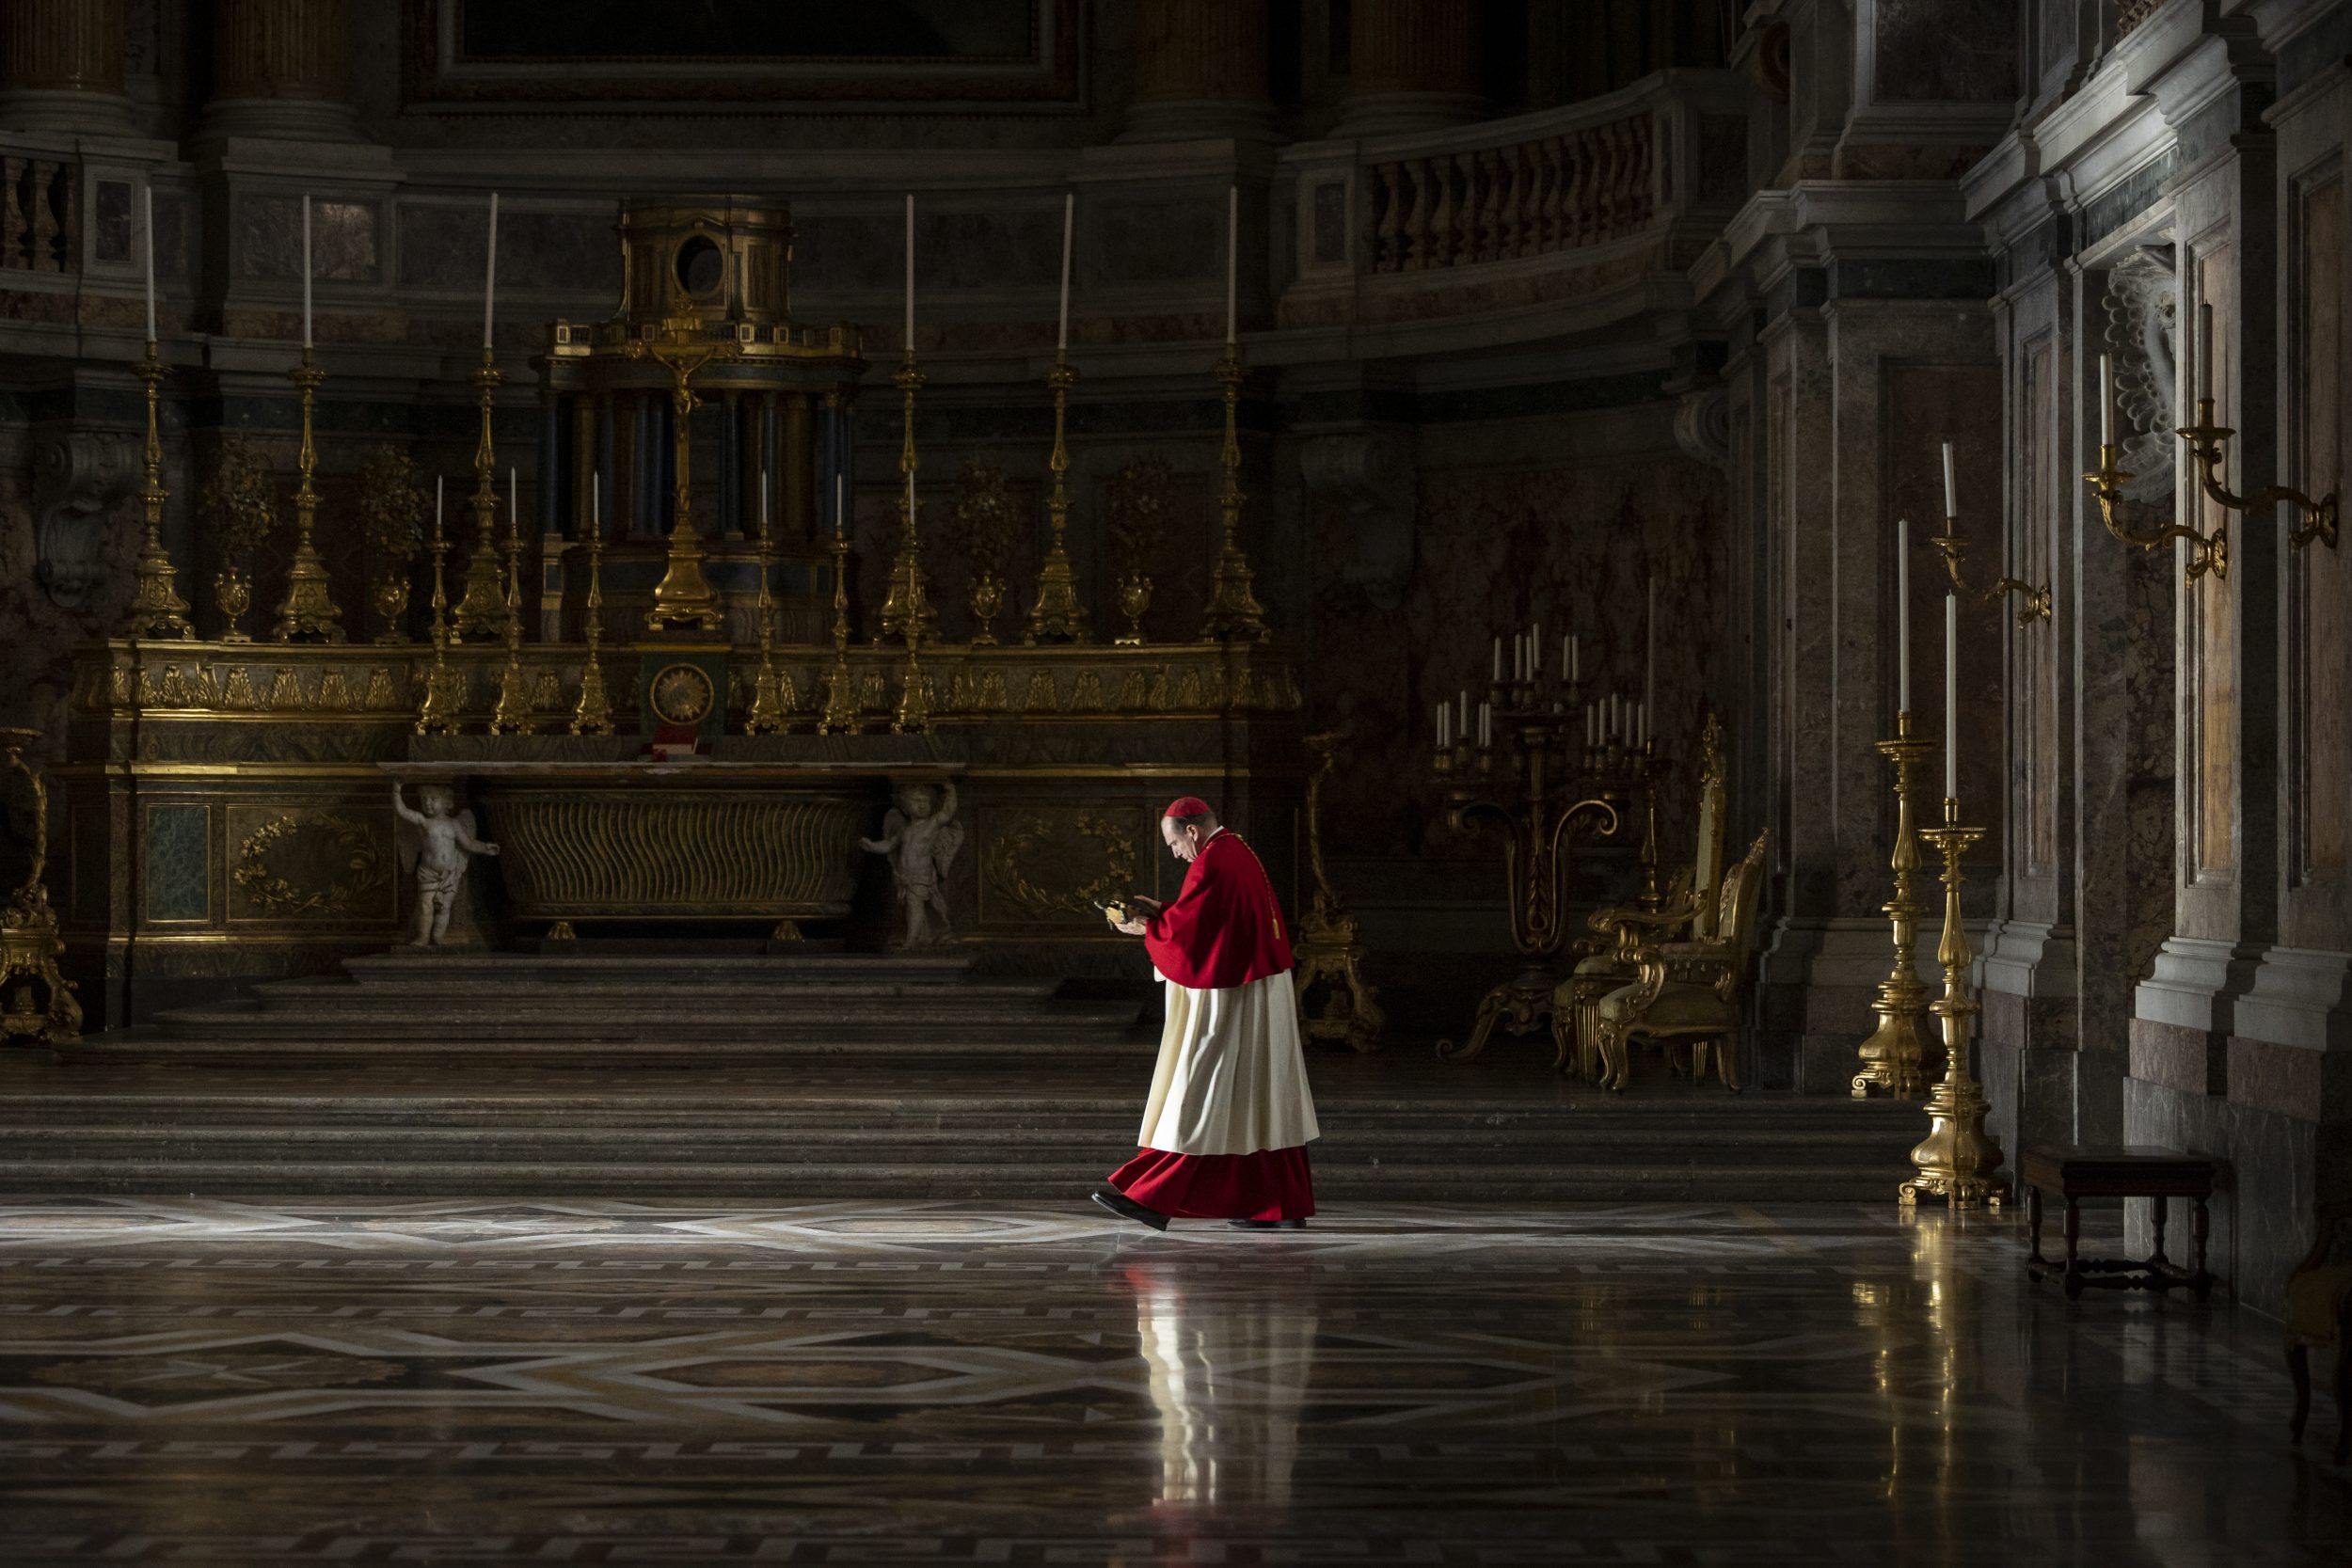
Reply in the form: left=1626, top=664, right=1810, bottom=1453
left=2287, top=1200, right=2352, bottom=1464
left=1553, top=714, right=1728, bottom=1079
left=1589, top=830, right=1769, bottom=1093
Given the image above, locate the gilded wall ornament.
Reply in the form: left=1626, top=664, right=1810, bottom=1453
left=946, top=458, right=1018, bottom=645
left=355, top=446, right=430, bottom=644
left=1105, top=454, right=1170, bottom=645
left=198, top=437, right=278, bottom=642
left=230, top=811, right=391, bottom=920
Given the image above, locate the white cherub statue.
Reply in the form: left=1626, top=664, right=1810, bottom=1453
left=860, top=780, right=964, bottom=949
left=391, top=782, right=500, bottom=948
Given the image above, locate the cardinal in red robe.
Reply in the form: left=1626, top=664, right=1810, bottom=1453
left=1093, top=798, right=1320, bottom=1231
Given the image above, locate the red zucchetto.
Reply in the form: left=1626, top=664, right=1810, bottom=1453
left=1162, top=797, right=1214, bottom=821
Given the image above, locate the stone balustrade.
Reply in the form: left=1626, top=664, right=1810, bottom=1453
left=2, top=152, right=75, bottom=274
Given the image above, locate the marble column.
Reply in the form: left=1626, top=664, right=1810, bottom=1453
left=1122, top=0, right=1274, bottom=143
left=0, top=0, right=135, bottom=135
left=199, top=0, right=358, bottom=140
left=1332, top=0, right=1481, bottom=137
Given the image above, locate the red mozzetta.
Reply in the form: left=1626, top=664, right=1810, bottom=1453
left=1142, top=829, right=1294, bottom=989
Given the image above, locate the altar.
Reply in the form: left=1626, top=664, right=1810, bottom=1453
left=50, top=192, right=1303, bottom=1026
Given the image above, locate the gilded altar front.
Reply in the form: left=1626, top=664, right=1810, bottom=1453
left=56, top=639, right=1303, bottom=1024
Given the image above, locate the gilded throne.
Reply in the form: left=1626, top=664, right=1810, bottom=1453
left=1554, top=714, right=1728, bottom=1080
left=1585, top=829, right=1770, bottom=1092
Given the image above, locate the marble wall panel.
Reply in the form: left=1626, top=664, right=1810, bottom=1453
left=1086, top=197, right=1219, bottom=288
left=2291, top=168, right=2348, bottom=948
left=2021, top=338, right=2058, bottom=879
left=1871, top=0, right=2017, bottom=103
left=795, top=208, right=1060, bottom=308
left=2191, top=246, right=2237, bottom=888
left=143, top=803, right=209, bottom=923
left=396, top=205, right=619, bottom=294
left=240, top=196, right=378, bottom=283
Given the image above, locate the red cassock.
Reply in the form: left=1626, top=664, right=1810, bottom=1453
left=1108, top=829, right=1317, bottom=1222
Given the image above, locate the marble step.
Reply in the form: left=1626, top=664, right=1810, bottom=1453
left=0, top=1157, right=1914, bottom=1201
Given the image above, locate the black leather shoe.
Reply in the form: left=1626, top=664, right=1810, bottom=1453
left=1091, top=1189, right=1169, bottom=1231
left=1227, top=1218, right=1308, bottom=1229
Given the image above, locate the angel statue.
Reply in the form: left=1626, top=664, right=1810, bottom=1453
left=391, top=782, right=500, bottom=948
left=860, top=780, right=964, bottom=949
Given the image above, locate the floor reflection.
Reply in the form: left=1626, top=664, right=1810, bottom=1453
left=1122, top=1257, right=1318, bottom=1510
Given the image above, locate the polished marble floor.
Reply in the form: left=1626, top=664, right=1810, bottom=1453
left=1, top=1196, right=2345, bottom=1564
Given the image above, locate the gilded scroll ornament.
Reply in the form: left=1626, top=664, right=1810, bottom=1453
left=981, top=808, right=1139, bottom=924
left=1106, top=455, right=1169, bottom=647
left=947, top=458, right=1017, bottom=646
left=0, top=727, right=81, bottom=1043
left=1292, top=730, right=1383, bottom=1052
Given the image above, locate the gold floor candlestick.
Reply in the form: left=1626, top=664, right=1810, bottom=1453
left=1200, top=346, right=1268, bottom=641
left=1025, top=355, right=1087, bottom=642
left=1633, top=741, right=1669, bottom=912
left=1854, top=711, right=1936, bottom=1099
left=1899, top=797, right=2009, bottom=1210
left=818, top=527, right=860, bottom=735
left=571, top=519, right=613, bottom=735
left=452, top=351, right=509, bottom=639
left=124, top=341, right=193, bottom=639
left=273, top=347, right=345, bottom=641
left=415, top=492, right=463, bottom=735
left=0, top=725, right=82, bottom=1043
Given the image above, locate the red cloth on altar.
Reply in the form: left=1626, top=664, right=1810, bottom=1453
left=1142, top=829, right=1294, bottom=990
left=1106, top=1146, right=1315, bottom=1222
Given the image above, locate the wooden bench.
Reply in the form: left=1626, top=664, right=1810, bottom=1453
left=2021, top=1145, right=2217, bottom=1300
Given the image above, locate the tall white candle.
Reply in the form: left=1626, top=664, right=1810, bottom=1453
left=759, top=469, right=769, bottom=537
left=436, top=474, right=443, bottom=531
left=1565, top=634, right=1577, bottom=684
left=1941, top=440, right=1957, bottom=519
left=1225, top=185, right=1238, bottom=346
left=482, top=192, right=498, bottom=351
left=1437, top=703, right=1447, bottom=750
left=1531, top=622, right=1542, bottom=673
left=592, top=470, right=599, bottom=531
left=2199, top=303, right=2215, bottom=403
left=1057, top=192, right=1073, bottom=353
left=1585, top=704, right=1597, bottom=750
left=834, top=472, right=845, bottom=537
left=301, top=193, right=312, bottom=349
left=1944, top=594, right=1959, bottom=799
left=905, top=468, right=916, bottom=526
left=1457, top=689, right=1469, bottom=737
left=142, top=185, right=155, bottom=342
left=1897, top=515, right=1911, bottom=713
left=2098, top=355, right=2114, bottom=448
left=1479, top=701, right=1490, bottom=749
left=904, top=193, right=916, bottom=351
left=1644, top=578, right=1657, bottom=717
left=1491, top=638, right=1502, bottom=683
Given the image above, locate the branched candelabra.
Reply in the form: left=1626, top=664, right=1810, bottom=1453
left=1899, top=794, right=2009, bottom=1210
left=1854, top=710, right=1935, bottom=1099
left=1433, top=668, right=1635, bottom=1063
left=124, top=341, right=193, bottom=639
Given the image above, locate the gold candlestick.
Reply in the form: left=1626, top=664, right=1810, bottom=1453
left=1633, top=740, right=1669, bottom=912
left=818, top=526, right=860, bottom=735
left=272, top=346, right=345, bottom=641
left=1899, top=796, right=2009, bottom=1210
left=877, top=353, right=937, bottom=643
left=124, top=341, right=193, bottom=639
left=414, top=488, right=463, bottom=735
left=488, top=471, right=533, bottom=734
left=0, top=725, right=81, bottom=1043
left=1200, top=345, right=1268, bottom=641
left=745, top=485, right=790, bottom=735
left=640, top=339, right=728, bottom=632
left=451, top=349, right=510, bottom=639
left=1025, top=355, right=1087, bottom=642
left=571, top=512, right=612, bottom=735
left=1854, top=710, right=1935, bottom=1099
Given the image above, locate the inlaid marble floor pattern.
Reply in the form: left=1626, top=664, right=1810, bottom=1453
left=1, top=1197, right=2344, bottom=1564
